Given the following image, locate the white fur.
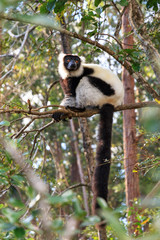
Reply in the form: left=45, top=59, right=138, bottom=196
left=60, top=96, right=76, bottom=107
left=80, top=64, right=124, bottom=107
left=58, top=54, right=124, bottom=107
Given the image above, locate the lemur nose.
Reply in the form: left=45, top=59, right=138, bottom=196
left=68, top=60, right=77, bottom=70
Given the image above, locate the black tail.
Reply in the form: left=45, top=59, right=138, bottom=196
left=92, top=103, right=114, bottom=214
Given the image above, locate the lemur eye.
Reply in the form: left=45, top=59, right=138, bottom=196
left=75, top=60, right=79, bottom=63
left=67, top=59, right=70, bottom=62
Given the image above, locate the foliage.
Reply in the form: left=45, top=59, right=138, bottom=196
left=0, top=0, right=160, bottom=239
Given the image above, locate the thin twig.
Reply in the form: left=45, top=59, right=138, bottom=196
left=0, top=24, right=31, bottom=81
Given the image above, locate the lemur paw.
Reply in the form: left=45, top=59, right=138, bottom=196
left=52, top=111, right=67, bottom=122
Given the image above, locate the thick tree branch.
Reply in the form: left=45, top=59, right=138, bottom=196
left=0, top=101, right=159, bottom=119
left=0, top=13, right=159, bottom=99
left=0, top=101, right=159, bottom=142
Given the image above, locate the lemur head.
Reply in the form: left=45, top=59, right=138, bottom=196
left=64, top=55, right=81, bottom=71
left=58, top=53, right=84, bottom=79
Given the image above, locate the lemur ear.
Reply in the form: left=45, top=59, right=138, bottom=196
left=58, top=53, right=66, bottom=62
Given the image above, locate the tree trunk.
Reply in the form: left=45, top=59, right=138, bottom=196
left=122, top=6, right=140, bottom=235
left=79, top=118, right=94, bottom=182
left=70, top=120, right=89, bottom=215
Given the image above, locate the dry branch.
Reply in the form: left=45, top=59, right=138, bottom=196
left=1, top=101, right=159, bottom=148
left=0, top=101, right=159, bottom=119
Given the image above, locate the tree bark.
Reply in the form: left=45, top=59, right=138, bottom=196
left=70, top=120, right=89, bottom=215
left=122, top=6, right=140, bottom=235
left=79, top=118, right=94, bottom=182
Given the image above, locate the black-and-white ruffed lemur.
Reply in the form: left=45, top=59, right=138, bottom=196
left=52, top=53, right=124, bottom=218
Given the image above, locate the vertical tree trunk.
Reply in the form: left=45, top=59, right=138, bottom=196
left=79, top=118, right=94, bottom=182
left=70, top=120, right=89, bottom=215
left=58, top=14, right=89, bottom=215
left=70, top=138, right=81, bottom=183
left=122, top=7, right=140, bottom=235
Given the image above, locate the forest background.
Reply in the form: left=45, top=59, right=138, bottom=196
left=0, top=0, right=160, bottom=239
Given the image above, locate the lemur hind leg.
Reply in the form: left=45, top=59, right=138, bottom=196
left=60, top=96, right=76, bottom=108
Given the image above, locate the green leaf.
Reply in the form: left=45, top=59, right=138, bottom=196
left=8, top=198, right=25, bottom=208
left=2, top=208, right=26, bottom=223
left=146, top=0, right=160, bottom=11
left=94, top=0, right=102, bottom=7
left=0, top=120, right=10, bottom=126
left=0, top=0, right=20, bottom=11
left=81, top=215, right=100, bottom=227
left=118, top=0, right=129, bottom=7
left=48, top=195, right=64, bottom=205
left=11, top=174, right=25, bottom=183
left=96, top=7, right=103, bottom=15
left=40, top=3, right=49, bottom=14
left=72, top=198, right=86, bottom=218
left=14, top=227, right=25, bottom=238
left=26, top=186, right=36, bottom=199
left=100, top=208, right=129, bottom=240
left=0, top=204, right=4, bottom=209
left=102, top=4, right=111, bottom=11
left=88, top=30, right=97, bottom=37
left=47, top=0, right=56, bottom=12
left=52, top=219, right=63, bottom=230
left=132, top=62, right=140, bottom=72
left=54, top=0, right=67, bottom=13
left=0, top=221, right=16, bottom=232
left=97, top=197, right=108, bottom=208
left=142, top=108, right=160, bottom=132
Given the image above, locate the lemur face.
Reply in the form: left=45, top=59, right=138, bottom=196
left=64, top=55, right=81, bottom=71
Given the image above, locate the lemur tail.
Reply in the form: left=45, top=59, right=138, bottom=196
left=92, top=103, right=114, bottom=216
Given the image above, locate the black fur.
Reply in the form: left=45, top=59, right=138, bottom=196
left=88, top=76, right=115, bottom=96
left=62, top=67, right=94, bottom=97
left=92, top=104, right=114, bottom=214
left=83, top=67, right=94, bottom=75
left=67, top=76, right=82, bottom=96
left=52, top=111, right=68, bottom=122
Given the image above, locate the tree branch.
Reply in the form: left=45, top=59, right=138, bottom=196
left=0, top=101, right=159, bottom=119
